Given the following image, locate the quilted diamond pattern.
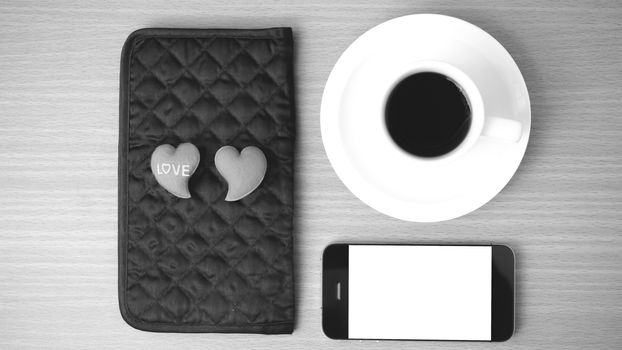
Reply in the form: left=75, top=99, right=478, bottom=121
left=119, top=28, right=295, bottom=333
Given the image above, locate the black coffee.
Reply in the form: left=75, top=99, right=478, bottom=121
left=385, top=72, right=471, bottom=157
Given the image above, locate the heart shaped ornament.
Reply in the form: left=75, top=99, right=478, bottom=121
left=215, top=146, right=267, bottom=201
left=150, top=143, right=200, bottom=198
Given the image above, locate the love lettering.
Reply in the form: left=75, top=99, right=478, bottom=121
left=156, top=163, right=192, bottom=177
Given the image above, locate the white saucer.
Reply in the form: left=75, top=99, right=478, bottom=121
left=320, top=14, right=531, bottom=222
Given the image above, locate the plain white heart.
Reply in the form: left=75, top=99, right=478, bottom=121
left=215, top=146, right=267, bottom=201
left=150, top=143, right=200, bottom=198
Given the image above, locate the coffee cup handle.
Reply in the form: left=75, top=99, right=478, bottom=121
left=481, top=117, right=523, bottom=142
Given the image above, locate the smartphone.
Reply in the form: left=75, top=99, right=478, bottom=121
left=322, top=244, right=514, bottom=342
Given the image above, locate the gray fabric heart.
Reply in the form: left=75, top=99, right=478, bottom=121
left=150, top=143, right=200, bottom=198
left=215, top=146, right=267, bottom=201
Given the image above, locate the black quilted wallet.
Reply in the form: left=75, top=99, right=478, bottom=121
left=118, top=28, right=295, bottom=333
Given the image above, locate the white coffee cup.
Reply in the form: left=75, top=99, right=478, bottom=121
left=379, top=60, right=523, bottom=163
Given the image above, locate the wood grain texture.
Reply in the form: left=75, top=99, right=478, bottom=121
left=1, top=0, right=621, bottom=348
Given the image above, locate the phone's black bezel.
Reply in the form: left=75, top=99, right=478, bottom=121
left=322, top=244, right=349, bottom=339
left=491, top=244, right=515, bottom=341
left=321, top=243, right=515, bottom=342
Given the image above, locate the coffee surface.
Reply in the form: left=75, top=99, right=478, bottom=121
left=385, top=72, right=471, bottom=157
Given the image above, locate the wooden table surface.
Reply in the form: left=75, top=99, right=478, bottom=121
left=1, top=0, right=621, bottom=349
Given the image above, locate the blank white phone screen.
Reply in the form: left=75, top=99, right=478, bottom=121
left=348, top=245, right=491, bottom=340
